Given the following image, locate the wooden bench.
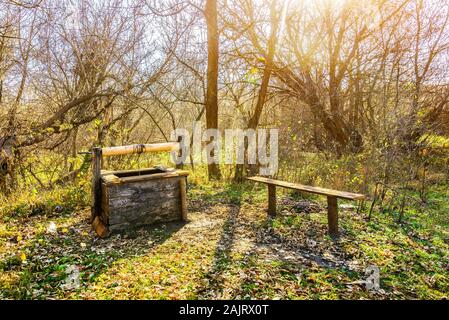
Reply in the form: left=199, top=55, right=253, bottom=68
left=247, top=176, right=365, bottom=237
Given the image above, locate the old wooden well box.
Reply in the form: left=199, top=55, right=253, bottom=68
left=90, top=143, right=187, bottom=237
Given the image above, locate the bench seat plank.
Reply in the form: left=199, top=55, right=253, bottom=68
left=248, top=176, right=365, bottom=201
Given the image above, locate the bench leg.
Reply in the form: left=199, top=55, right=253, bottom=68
left=327, top=196, right=338, bottom=237
left=268, top=185, right=276, bottom=217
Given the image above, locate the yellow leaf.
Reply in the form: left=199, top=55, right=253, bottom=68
left=62, top=228, right=68, bottom=233
left=20, top=252, right=27, bottom=262
left=17, top=234, right=23, bottom=242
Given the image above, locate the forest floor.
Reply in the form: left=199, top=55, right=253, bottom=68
left=0, top=182, right=448, bottom=299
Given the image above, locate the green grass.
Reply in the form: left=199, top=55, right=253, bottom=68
left=0, top=184, right=89, bottom=219
left=0, top=177, right=447, bottom=300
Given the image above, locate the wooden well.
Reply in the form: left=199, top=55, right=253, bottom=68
left=100, top=167, right=188, bottom=233
left=90, top=143, right=187, bottom=238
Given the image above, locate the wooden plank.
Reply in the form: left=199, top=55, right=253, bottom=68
left=268, top=184, right=276, bottom=217
left=108, top=198, right=180, bottom=225
left=109, top=206, right=181, bottom=231
left=90, top=147, right=102, bottom=223
left=101, top=174, right=120, bottom=185
left=118, top=170, right=189, bottom=184
left=327, top=196, right=339, bottom=237
left=101, top=142, right=179, bottom=157
left=102, top=170, right=189, bottom=185
left=179, top=177, right=188, bottom=221
left=247, top=176, right=365, bottom=200
left=109, top=188, right=179, bottom=212
left=101, top=167, right=171, bottom=177
left=108, top=189, right=179, bottom=208
left=109, top=218, right=180, bottom=233
left=106, top=177, right=182, bottom=201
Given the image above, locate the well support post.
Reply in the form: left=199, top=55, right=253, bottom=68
left=91, top=147, right=102, bottom=223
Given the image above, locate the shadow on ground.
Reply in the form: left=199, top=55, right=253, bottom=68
left=195, top=186, right=368, bottom=299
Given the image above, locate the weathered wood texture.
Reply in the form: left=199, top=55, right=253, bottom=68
left=247, top=176, right=365, bottom=200
left=101, top=142, right=179, bottom=157
left=90, top=147, right=102, bottom=223
left=101, top=169, right=188, bottom=234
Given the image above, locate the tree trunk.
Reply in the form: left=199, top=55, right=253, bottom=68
left=234, top=0, right=283, bottom=181
left=204, top=0, right=221, bottom=180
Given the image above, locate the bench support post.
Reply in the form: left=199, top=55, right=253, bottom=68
left=327, top=196, right=338, bottom=237
left=268, top=185, right=276, bottom=217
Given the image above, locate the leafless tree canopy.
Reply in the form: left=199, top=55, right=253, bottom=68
left=0, top=0, right=448, bottom=190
